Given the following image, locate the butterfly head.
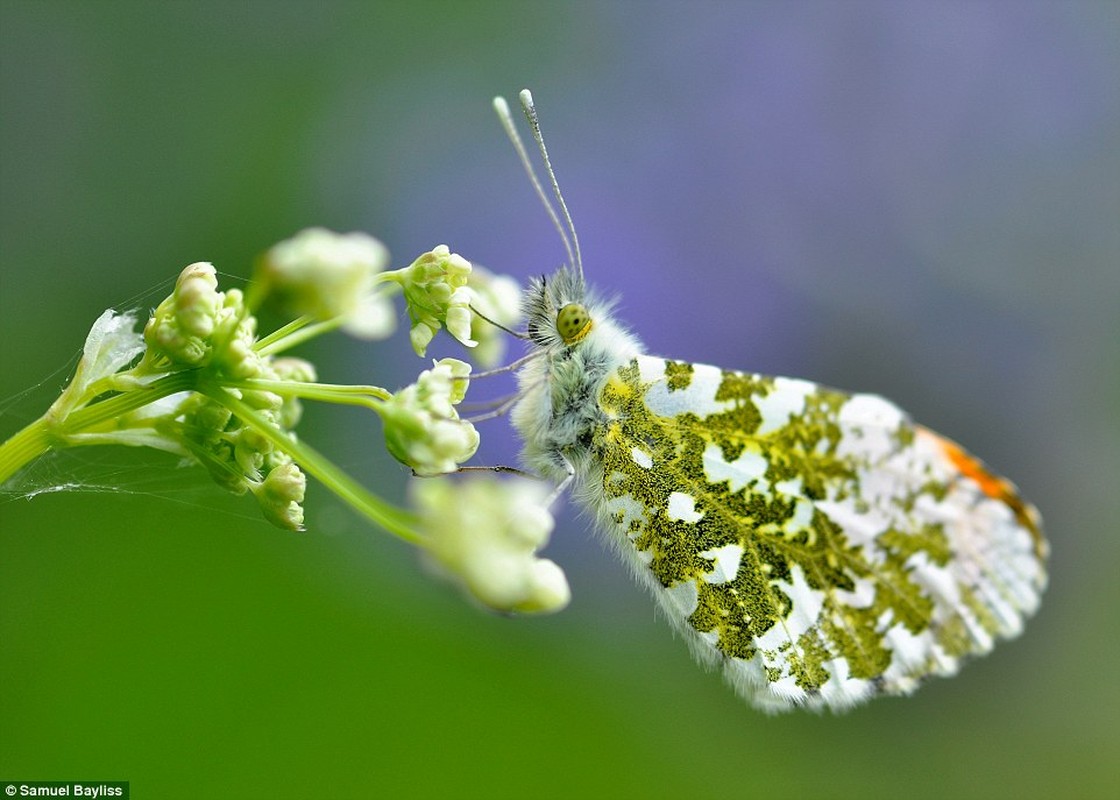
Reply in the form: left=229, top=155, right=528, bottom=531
left=524, top=265, right=593, bottom=350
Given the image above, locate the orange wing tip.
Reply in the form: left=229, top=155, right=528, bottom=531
left=916, top=426, right=1047, bottom=561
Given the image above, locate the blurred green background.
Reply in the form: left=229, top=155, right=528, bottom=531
left=2, top=2, right=1117, bottom=798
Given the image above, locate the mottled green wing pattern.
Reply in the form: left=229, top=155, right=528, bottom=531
left=588, top=355, right=1046, bottom=713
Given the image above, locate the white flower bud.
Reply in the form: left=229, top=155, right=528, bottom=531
left=252, top=461, right=307, bottom=531
left=409, top=322, right=436, bottom=358
left=436, top=357, right=471, bottom=405
left=518, top=560, right=571, bottom=614
left=413, top=477, right=570, bottom=614
left=261, top=227, right=394, bottom=339
left=444, top=288, right=476, bottom=348
left=144, top=262, right=225, bottom=366
left=174, top=263, right=221, bottom=337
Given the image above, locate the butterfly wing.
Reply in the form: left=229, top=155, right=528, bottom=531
left=585, top=355, right=1047, bottom=713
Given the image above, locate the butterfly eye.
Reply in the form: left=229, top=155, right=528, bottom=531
left=556, top=302, right=592, bottom=344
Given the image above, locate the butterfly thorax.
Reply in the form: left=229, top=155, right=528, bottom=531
left=511, top=266, right=643, bottom=482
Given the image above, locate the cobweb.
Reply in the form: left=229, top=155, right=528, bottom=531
left=0, top=398, right=278, bottom=528
left=0, top=271, right=265, bottom=524
left=0, top=444, right=255, bottom=521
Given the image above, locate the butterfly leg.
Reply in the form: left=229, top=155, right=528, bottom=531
left=543, top=454, right=576, bottom=508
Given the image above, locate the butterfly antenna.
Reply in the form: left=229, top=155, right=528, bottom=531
left=492, top=93, right=581, bottom=280
left=518, top=89, right=583, bottom=281
left=468, top=302, right=529, bottom=341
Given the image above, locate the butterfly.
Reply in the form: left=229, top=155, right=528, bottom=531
left=495, top=90, right=1047, bottom=713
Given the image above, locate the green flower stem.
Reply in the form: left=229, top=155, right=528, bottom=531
left=0, top=371, right=198, bottom=485
left=0, top=422, right=51, bottom=486
left=256, top=317, right=343, bottom=357
left=253, top=315, right=314, bottom=352
left=64, top=372, right=196, bottom=431
left=228, top=379, right=392, bottom=406
left=375, top=268, right=405, bottom=283
left=204, top=384, right=422, bottom=544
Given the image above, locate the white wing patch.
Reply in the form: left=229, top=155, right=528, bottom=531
left=667, top=491, right=704, bottom=523
left=699, top=544, right=743, bottom=584
left=703, top=442, right=767, bottom=491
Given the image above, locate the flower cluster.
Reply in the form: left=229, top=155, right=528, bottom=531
left=143, top=262, right=263, bottom=379
left=174, top=363, right=315, bottom=530
left=381, top=245, right=476, bottom=357
left=380, top=358, right=478, bottom=476
left=1, top=226, right=573, bottom=619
